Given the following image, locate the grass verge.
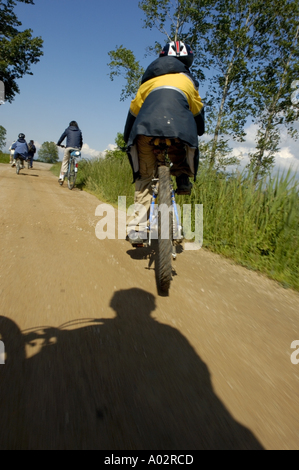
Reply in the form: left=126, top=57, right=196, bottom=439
left=0, top=153, right=10, bottom=164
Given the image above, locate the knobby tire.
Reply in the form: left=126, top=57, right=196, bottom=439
left=158, top=165, right=172, bottom=293
left=68, top=160, right=76, bottom=190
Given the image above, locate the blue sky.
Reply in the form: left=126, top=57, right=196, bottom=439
left=1, top=0, right=160, bottom=158
left=1, top=0, right=299, bottom=172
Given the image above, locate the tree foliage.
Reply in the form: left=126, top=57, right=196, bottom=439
left=105, top=133, right=127, bottom=161
left=247, top=0, right=299, bottom=178
left=0, top=125, right=6, bottom=150
left=108, top=0, right=299, bottom=173
left=108, top=46, right=145, bottom=101
left=38, top=141, right=58, bottom=164
left=139, top=0, right=209, bottom=43
left=190, top=0, right=266, bottom=167
left=0, top=0, right=43, bottom=103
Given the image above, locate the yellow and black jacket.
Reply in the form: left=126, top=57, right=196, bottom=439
left=124, top=56, right=205, bottom=181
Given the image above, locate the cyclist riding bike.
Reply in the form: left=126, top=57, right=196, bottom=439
left=124, top=41, right=205, bottom=244
left=56, top=121, right=83, bottom=185
left=11, top=133, right=29, bottom=168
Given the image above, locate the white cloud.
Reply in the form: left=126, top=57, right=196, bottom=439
left=33, top=140, right=42, bottom=150
left=81, top=143, right=102, bottom=159
left=223, top=123, right=299, bottom=175
left=79, top=143, right=118, bottom=160
left=106, top=144, right=117, bottom=151
left=277, top=147, right=293, bottom=159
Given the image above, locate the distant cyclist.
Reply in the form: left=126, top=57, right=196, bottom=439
left=124, top=41, right=205, bottom=241
left=11, top=134, right=29, bottom=168
left=56, top=121, right=83, bottom=184
left=8, top=141, right=16, bottom=165
left=27, top=140, right=36, bottom=169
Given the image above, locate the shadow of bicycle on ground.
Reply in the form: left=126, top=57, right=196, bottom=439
left=0, top=288, right=264, bottom=450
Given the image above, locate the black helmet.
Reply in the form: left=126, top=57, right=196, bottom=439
left=159, top=41, right=194, bottom=68
left=18, top=133, right=25, bottom=139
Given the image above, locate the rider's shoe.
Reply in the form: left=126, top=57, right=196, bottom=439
left=176, top=174, right=193, bottom=195
left=127, top=230, right=148, bottom=246
left=58, top=178, right=64, bottom=185
left=11, top=160, right=16, bottom=167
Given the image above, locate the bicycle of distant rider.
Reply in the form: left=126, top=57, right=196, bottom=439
left=15, top=156, right=26, bottom=175
left=59, top=145, right=81, bottom=190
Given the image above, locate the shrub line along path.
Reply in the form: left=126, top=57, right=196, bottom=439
left=0, top=162, right=299, bottom=450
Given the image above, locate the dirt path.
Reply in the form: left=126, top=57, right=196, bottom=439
left=0, top=162, right=298, bottom=450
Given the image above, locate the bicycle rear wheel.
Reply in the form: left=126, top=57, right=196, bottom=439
left=16, top=159, right=20, bottom=174
left=67, top=159, right=77, bottom=190
left=158, top=165, right=172, bottom=293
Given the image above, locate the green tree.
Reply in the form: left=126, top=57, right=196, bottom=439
left=108, top=0, right=255, bottom=170
left=247, top=0, right=299, bottom=178
left=186, top=0, right=288, bottom=169
left=0, top=125, right=6, bottom=150
left=139, top=0, right=209, bottom=44
left=0, top=0, right=43, bottom=103
left=105, top=133, right=127, bottom=161
left=107, top=1, right=209, bottom=100
left=108, top=0, right=299, bottom=172
left=38, top=141, right=59, bottom=164
left=108, top=46, right=145, bottom=101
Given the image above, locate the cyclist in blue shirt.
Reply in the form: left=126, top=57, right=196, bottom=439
left=11, top=134, right=29, bottom=168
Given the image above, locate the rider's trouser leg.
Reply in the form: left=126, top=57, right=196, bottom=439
left=60, top=147, right=77, bottom=177
left=127, top=135, right=193, bottom=233
left=127, top=136, right=156, bottom=233
left=168, top=141, right=194, bottom=178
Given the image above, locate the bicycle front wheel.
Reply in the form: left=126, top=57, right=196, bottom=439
left=16, top=159, right=20, bottom=174
left=67, top=159, right=77, bottom=190
left=158, top=165, right=172, bottom=293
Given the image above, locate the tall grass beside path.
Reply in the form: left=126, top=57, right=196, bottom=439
left=179, top=166, right=299, bottom=290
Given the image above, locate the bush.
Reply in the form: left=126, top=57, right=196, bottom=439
left=0, top=152, right=10, bottom=164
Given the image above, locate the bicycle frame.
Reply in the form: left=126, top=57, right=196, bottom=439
left=67, top=155, right=78, bottom=175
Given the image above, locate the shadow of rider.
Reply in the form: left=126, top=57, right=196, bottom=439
left=0, top=291, right=264, bottom=450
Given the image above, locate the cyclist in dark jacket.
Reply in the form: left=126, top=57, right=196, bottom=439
left=28, top=140, right=36, bottom=169
left=57, top=121, right=83, bottom=184
left=124, top=41, right=205, bottom=242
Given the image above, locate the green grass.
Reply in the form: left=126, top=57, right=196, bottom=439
left=183, top=166, right=299, bottom=290
left=0, top=152, right=10, bottom=164
left=51, top=156, right=299, bottom=291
